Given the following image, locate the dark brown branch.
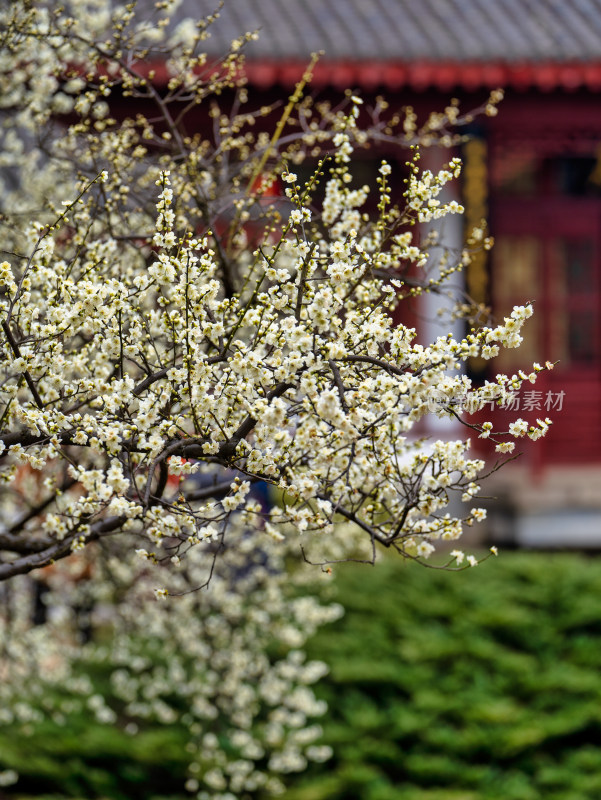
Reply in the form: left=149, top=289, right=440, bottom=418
left=300, top=543, right=376, bottom=567
left=320, top=497, right=390, bottom=546
left=391, top=503, right=412, bottom=540
left=174, top=382, right=293, bottom=462
left=0, top=430, right=75, bottom=451
left=132, top=354, right=226, bottom=398
left=328, top=360, right=349, bottom=412
left=143, top=440, right=183, bottom=507
left=0, top=514, right=126, bottom=581
left=0, top=539, right=75, bottom=579
left=2, top=321, right=44, bottom=409
left=216, top=382, right=293, bottom=461
left=337, top=354, right=406, bottom=377
left=183, top=475, right=261, bottom=503
left=0, top=533, right=54, bottom=554
left=153, top=459, right=169, bottom=503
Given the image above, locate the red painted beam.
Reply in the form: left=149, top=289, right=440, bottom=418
left=241, top=60, right=601, bottom=92
left=124, top=58, right=601, bottom=93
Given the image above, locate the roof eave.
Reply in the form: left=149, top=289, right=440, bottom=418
left=242, top=60, right=601, bottom=92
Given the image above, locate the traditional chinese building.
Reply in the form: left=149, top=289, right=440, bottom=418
left=151, top=0, right=601, bottom=545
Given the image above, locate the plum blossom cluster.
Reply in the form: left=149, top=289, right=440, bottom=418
left=0, top=522, right=343, bottom=798
left=0, top=0, right=545, bottom=584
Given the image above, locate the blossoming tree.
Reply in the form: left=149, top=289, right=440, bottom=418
left=0, top=2, right=558, bottom=797
left=0, top=0, right=550, bottom=585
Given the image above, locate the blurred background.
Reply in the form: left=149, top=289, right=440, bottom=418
left=3, top=2, right=601, bottom=799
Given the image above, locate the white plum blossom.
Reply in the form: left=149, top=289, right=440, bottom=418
left=0, top=523, right=345, bottom=798
left=0, top=6, right=539, bottom=585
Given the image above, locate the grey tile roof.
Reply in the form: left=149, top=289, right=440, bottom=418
left=157, top=0, right=601, bottom=62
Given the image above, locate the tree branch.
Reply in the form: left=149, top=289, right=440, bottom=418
left=0, top=514, right=126, bottom=581
left=2, top=320, right=44, bottom=409
left=328, top=359, right=349, bottom=411
left=337, top=354, right=407, bottom=377
left=0, top=430, right=75, bottom=451
left=320, top=497, right=391, bottom=547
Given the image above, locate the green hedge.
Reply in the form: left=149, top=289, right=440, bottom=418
left=3, top=552, right=601, bottom=799
left=0, top=715, right=189, bottom=799
left=294, top=551, right=601, bottom=800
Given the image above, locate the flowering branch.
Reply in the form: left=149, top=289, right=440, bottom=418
left=0, top=1, right=549, bottom=584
